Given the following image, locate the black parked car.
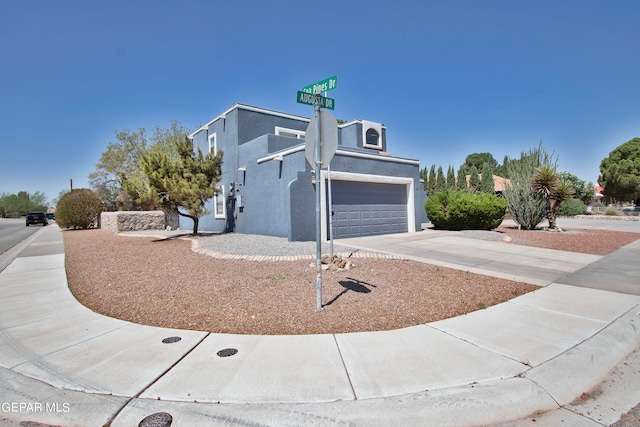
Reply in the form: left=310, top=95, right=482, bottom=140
left=26, top=212, right=48, bottom=226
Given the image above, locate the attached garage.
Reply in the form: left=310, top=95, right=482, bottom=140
left=329, top=181, right=408, bottom=238
left=320, top=171, right=416, bottom=240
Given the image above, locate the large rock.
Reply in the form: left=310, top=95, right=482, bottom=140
left=101, top=211, right=173, bottom=233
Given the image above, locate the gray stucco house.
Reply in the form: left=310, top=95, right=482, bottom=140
left=183, top=103, right=427, bottom=241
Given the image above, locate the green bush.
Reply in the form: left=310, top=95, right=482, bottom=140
left=558, top=198, right=587, bottom=216
left=425, top=190, right=508, bottom=230
left=56, top=189, right=103, bottom=229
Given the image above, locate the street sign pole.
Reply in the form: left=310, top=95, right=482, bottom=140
left=299, top=76, right=339, bottom=312
left=324, top=89, right=335, bottom=260
left=314, top=96, right=323, bottom=311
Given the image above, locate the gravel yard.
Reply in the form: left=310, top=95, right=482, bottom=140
left=64, top=226, right=639, bottom=335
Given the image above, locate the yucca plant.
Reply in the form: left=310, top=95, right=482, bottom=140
left=533, top=165, right=574, bottom=229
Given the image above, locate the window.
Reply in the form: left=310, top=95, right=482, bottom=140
left=362, top=120, right=382, bottom=149
left=208, top=132, right=217, bottom=154
left=366, top=129, right=380, bottom=146
left=214, top=185, right=225, bottom=219
left=275, top=126, right=305, bottom=139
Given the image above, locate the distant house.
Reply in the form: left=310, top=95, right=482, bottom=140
left=183, top=104, right=427, bottom=241
left=465, top=174, right=511, bottom=194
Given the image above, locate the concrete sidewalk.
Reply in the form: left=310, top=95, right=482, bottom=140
left=0, top=224, right=639, bottom=426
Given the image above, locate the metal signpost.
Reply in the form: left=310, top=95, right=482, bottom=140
left=297, top=76, right=338, bottom=311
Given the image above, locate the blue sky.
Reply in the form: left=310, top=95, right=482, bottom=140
left=1, top=1, right=639, bottom=204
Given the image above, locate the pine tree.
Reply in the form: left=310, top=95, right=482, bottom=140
left=446, top=165, right=456, bottom=190
left=435, top=166, right=446, bottom=193
left=138, top=136, right=223, bottom=235
left=480, top=163, right=495, bottom=194
left=456, top=167, right=468, bottom=191
left=469, top=166, right=480, bottom=193
left=420, top=166, right=429, bottom=192
left=427, top=164, right=437, bottom=196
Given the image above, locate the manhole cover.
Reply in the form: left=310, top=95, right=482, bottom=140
left=162, top=336, right=181, bottom=344
left=139, top=411, right=172, bottom=427
left=217, top=348, right=238, bottom=357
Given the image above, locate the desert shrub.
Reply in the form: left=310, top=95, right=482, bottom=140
left=558, top=199, right=587, bottom=216
left=425, top=190, right=508, bottom=230
left=56, top=189, right=103, bottom=229
left=604, top=206, right=622, bottom=216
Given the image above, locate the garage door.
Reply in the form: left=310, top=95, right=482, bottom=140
left=328, top=181, right=408, bottom=239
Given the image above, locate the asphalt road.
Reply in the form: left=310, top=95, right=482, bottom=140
left=0, top=218, right=50, bottom=272
left=0, top=218, right=41, bottom=255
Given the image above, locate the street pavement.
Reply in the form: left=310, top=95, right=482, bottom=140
left=0, top=218, right=638, bottom=426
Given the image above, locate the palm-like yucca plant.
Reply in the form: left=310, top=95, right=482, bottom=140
left=533, top=165, right=574, bottom=229
left=550, top=178, right=575, bottom=227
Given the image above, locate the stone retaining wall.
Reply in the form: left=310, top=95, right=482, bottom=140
left=101, top=211, right=178, bottom=233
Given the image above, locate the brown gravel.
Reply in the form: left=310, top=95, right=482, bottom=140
left=63, top=227, right=639, bottom=335
left=496, top=225, right=640, bottom=255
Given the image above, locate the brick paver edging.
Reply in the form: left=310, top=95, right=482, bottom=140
left=189, top=239, right=405, bottom=262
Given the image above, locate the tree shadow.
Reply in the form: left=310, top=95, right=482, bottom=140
left=323, top=277, right=377, bottom=308
left=151, top=231, right=219, bottom=242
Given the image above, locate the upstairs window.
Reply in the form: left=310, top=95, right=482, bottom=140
left=362, top=120, right=383, bottom=149
left=275, top=126, right=305, bottom=139
left=366, top=129, right=380, bottom=147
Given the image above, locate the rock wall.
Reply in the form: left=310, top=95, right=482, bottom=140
left=101, top=211, right=175, bottom=233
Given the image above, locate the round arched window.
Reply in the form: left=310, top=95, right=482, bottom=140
left=366, top=128, right=380, bottom=147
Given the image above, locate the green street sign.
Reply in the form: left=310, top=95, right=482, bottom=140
left=296, top=91, right=335, bottom=110
left=302, top=75, right=338, bottom=94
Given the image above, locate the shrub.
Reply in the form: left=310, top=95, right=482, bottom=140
left=425, top=190, right=508, bottom=230
left=604, top=206, right=622, bottom=216
left=56, top=189, right=103, bottom=229
left=558, top=198, right=587, bottom=216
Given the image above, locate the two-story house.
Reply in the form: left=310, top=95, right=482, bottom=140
left=185, top=103, right=426, bottom=241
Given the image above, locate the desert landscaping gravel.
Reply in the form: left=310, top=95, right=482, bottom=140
left=64, top=226, right=640, bottom=335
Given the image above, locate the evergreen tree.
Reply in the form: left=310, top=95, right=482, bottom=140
left=420, top=166, right=429, bottom=192
left=427, top=164, right=437, bottom=196
left=469, top=166, right=480, bottom=193
left=136, top=136, right=223, bottom=235
left=435, top=166, right=446, bottom=193
left=480, top=163, right=495, bottom=194
left=599, top=137, right=640, bottom=204
left=456, top=167, right=468, bottom=191
left=446, top=165, right=456, bottom=190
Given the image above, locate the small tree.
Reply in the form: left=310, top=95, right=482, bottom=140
left=469, top=166, right=480, bottom=193
left=446, top=165, right=456, bottom=190
left=456, top=167, right=468, bottom=191
left=56, top=189, right=103, bottom=229
left=435, top=166, right=446, bottom=193
left=426, top=165, right=437, bottom=196
left=137, top=136, right=223, bottom=235
left=480, top=163, right=495, bottom=194
left=533, top=165, right=574, bottom=229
